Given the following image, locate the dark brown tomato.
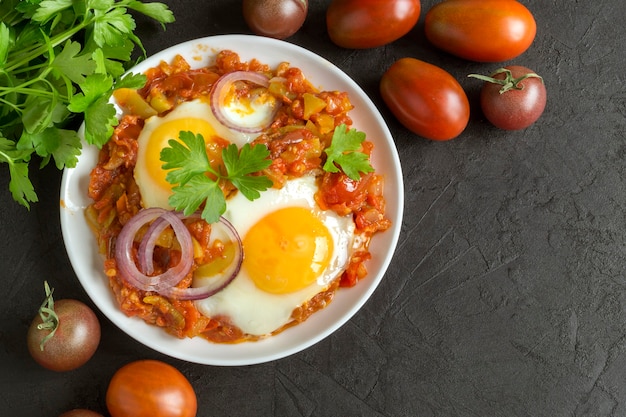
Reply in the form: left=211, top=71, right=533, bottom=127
left=327, top=0, right=421, bottom=48
left=242, top=0, right=308, bottom=39
left=474, top=65, right=547, bottom=130
left=27, top=298, right=101, bottom=372
left=59, top=410, right=105, bottom=417
left=380, top=57, right=470, bottom=141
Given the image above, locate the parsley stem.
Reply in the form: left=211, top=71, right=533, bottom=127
left=0, top=87, right=62, bottom=100
left=0, top=7, right=22, bottom=26
left=0, top=71, right=63, bottom=101
left=0, top=98, right=21, bottom=113
left=0, top=150, right=16, bottom=167
left=11, top=62, right=49, bottom=76
left=5, top=21, right=90, bottom=73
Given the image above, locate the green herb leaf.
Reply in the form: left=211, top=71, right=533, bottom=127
left=160, top=132, right=273, bottom=223
left=92, top=7, right=136, bottom=48
left=26, top=127, right=82, bottom=170
left=31, top=0, right=73, bottom=23
left=0, top=137, right=37, bottom=209
left=323, top=124, right=374, bottom=180
left=223, top=143, right=273, bottom=200
left=161, top=131, right=212, bottom=186
left=170, top=176, right=226, bottom=224
left=127, top=1, right=175, bottom=26
left=0, top=23, right=10, bottom=64
left=51, top=40, right=97, bottom=85
left=83, top=94, right=118, bottom=147
left=114, top=72, right=147, bottom=90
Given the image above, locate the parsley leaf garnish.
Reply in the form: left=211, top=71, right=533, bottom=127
left=323, top=124, right=375, bottom=180
left=160, top=131, right=273, bottom=224
left=0, top=0, right=174, bottom=209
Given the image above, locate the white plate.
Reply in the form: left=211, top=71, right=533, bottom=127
left=60, top=35, right=404, bottom=366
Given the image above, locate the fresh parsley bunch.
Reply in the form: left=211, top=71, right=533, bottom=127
left=0, top=0, right=174, bottom=208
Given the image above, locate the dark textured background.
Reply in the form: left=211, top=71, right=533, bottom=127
left=2, top=0, right=625, bottom=416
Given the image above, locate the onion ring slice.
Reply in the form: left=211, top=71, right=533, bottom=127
left=210, top=70, right=281, bottom=133
left=115, top=209, right=243, bottom=301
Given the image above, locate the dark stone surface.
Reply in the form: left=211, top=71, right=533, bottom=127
left=2, top=0, right=625, bottom=416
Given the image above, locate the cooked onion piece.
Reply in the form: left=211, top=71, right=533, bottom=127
left=210, top=70, right=281, bottom=133
left=115, top=208, right=242, bottom=301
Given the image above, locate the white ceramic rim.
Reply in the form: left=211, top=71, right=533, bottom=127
left=60, top=35, right=404, bottom=366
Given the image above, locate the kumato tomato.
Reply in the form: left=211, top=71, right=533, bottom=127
left=380, top=58, right=469, bottom=141
left=326, top=0, right=421, bottom=49
left=470, top=66, right=547, bottom=130
left=242, top=0, right=308, bottom=40
left=424, top=0, right=536, bottom=62
left=27, top=282, right=101, bottom=372
left=106, top=360, right=197, bottom=417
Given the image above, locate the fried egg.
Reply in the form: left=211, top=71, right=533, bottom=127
left=134, top=99, right=260, bottom=209
left=193, top=174, right=356, bottom=336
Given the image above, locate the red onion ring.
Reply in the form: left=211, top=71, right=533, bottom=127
left=137, top=215, right=169, bottom=275
left=210, top=70, right=281, bottom=133
left=115, top=209, right=243, bottom=301
left=164, top=216, right=243, bottom=300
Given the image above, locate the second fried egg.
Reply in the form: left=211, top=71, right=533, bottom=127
left=193, top=174, right=356, bottom=337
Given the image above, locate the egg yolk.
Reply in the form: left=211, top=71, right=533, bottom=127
left=242, top=207, right=334, bottom=294
left=144, top=118, right=217, bottom=190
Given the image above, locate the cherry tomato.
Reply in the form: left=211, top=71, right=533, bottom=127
left=106, top=360, right=197, bottom=417
left=27, top=282, right=101, bottom=372
left=380, top=57, right=470, bottom=141
left=59, top=410, right=104, bottom=417
left=326, top=0, right=421, bottom=49
left=242, top=0, right=308, bottom=39
left=424, top=0, right=536, bottom=62
left=470, top=66, right=547, bottom=130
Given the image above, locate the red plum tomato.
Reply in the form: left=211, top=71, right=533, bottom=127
left=27, top=283, right=101, bottom=372
left=106, top=359, right=197, bottom=417
left=471, top=66, right=547, bottom=130
left=380, top=57, right=470, bottom=141
left=326, top=0, right=421, bottom=49
left=59, top=410, right=105, bottom=417
left=242, top=0, right=308, bottom=39
left=424, top=0, right=536, bottom=62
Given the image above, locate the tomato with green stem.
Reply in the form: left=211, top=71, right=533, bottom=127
left=469, top=66, right=546, bottom=130
left=26, top=281, right=101, bottom=372
left=424, top=0, right=536, bottom=62
left=380, top=57, right=470, bottom=141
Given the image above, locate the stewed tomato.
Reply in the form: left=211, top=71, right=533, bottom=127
left=424, top=0, right=536, bottom=62
left=326, top=0, right=421, bottom=49
left=380, top=57, right=469, bottom=141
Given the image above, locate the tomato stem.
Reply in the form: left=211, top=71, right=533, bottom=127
left=468, top=68, right=543, bottom=94
left=36, top=281, right=59, bottom=351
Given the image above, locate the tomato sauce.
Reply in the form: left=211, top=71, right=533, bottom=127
left=86, top=51, right=390, bottom=343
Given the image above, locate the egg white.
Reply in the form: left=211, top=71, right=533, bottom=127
left=193, top=175, right=356, bottom=336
